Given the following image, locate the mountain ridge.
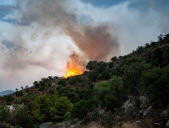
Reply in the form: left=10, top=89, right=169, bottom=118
left=0, top=90, right=14, bottom=97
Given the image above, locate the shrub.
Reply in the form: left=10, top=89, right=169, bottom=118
left=58, top=79, right=67, bottom=86
left=11, top=107, right=34, bottom=128
left=50, top=97, right=72, bottom=121
left=94, top=76, right=124, bottom=110
left=71, top=99, right=97, bottom=119
left=88, top=71, right=99, bottom=82
left=143, top=67, right=169, bottom=106
left=0, top=104, right=10, bottom=121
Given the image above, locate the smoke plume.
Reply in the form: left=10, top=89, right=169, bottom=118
left=1, top=0, right=169, bottom=90
left=14, top=0, right=119, bottom=61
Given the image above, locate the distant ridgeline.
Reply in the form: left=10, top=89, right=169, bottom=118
left=0, top=90, right=14, bottom=97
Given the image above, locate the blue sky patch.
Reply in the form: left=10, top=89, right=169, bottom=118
left=1, top=40, right=22, bottom=50
left=81, top=0, right=127, bottom=8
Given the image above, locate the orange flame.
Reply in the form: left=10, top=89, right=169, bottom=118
left=64, top=61, right=84, bottom=78
left=64, top=53, right=86, bottom=78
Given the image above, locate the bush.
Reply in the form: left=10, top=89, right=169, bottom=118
left=86, top=61, right=97, bottom=70
left=94, top=76, right=124, bottom=110
left=71, top=99, right=97, bottom=119
left=88, top=71, right=99, bottom=82
left=0, top=104, right=10, bottom=121
left=143, top=67, right=169, bottom=106
left=56, top=86, right=79, bottom=103
left=15, top=91, right=24, bottom=97
left=50, top=97, right=72, bottom=121
left=58, top=79, right=67, bottom=86
left=11, top=107, right=34, bottom=128
left=101, top=71, right=110, bottom=80
left=4, top=95, right=14, bottom=104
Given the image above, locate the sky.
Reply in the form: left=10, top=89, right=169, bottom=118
left=0, top=0, right=169, bottom=91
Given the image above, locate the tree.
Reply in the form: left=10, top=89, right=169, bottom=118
left=34, top=95, right=52, bottom=121
left=111, top=56, right=117, bottom=62
left=33, top=81, right=39, bottom=88
left=0, top=104, right=10, bottom=121
left=58, top=79, right=67, bottom=86
left=88, top=71, right=99, bottom=82
left=96, top=61, right=108, bottom=73
left=122, top=62, right=150, bottom=94
left=4, top=95, right=14, bottom=104
left=143, top=67, right=169, bottom=106
left=11, top=107, right=34, bottom=128
left=71, top=99, right=96, bottom=119
left=57, top=86, right=79, bottom=103
left=86, top=61, right=97, bottom=70
left=94, top=76, right=124, bottom=110
left=50, top=97, right=72, bottom=121
left=15, top=91, right=23, bottom=97
left=101, top=70, right=110, bottom=80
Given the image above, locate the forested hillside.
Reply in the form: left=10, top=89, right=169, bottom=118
left=0, top=34, right=169, bottom=128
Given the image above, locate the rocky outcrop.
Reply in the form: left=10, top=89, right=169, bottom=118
left=166, top=120, right=169, bottom=127
left=40, top=122, right=54, bottom=128
left=122, top=98, right=135, bottom=113
left=139, top=96, right=149, bottom=109
left=143, top=106, right=152, bottom=117
left=0, top=122, right=15, bottom=128
left=40, top=120, right=82, bottom=128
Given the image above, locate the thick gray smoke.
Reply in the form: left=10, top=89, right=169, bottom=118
left=14, top=0, right=119, bottom=61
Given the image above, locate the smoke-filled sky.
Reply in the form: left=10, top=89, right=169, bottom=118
left=0, top=0, right=169, bottom=91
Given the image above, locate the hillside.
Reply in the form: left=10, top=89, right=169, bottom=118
left=0, top=34, right=169, bottom=128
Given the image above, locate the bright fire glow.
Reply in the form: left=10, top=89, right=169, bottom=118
left=64, top=61, right=84, bottom=78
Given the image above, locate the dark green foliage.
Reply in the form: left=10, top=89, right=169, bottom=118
left=94, top=76, right=124, bottom=110
left=101, top=70, right=110, bottom=80
left=4, top=95, right=14, bottom=104
left=15, top=91, right=24, bottom=97
left=71, top=99, right=97, bottom=119
left=86, top=61, right=97, bottom=70
left=11, top=107, right=34, bottom=128
left=33, top=81, right=39, bottom=88
left=86, top=61, right=108, bottom=73
left=96, top=61, right=108, bottom=73
left=56, top=86, right=79, bottom=103
left=87, top=81, right=94, bottom=89
left=39, top=86, right=45, bottom=91
left=76, top=88, right=93, bottom=100
left=0, top=104, right=10, bottom=121
left=143, top=66, right=169, bottom=106
left=88, top=71, right=99, bottom=82
left=49, top=97, right=72, bottom=121
left=148, top=44, right=169, bottom=67
left=111, top=56, right=117, bottom=62
left=69, top=76, right=82, bottom=85
left=30, top=94, right=72, bottom=122
left=58, top=79, right=67, bottom=86
left=108, top=62, right=114, bottom=68
left=122, top=62, right=150, bottom=94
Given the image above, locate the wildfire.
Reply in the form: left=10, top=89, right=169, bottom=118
left=64, top=53, right=85, bottom=78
